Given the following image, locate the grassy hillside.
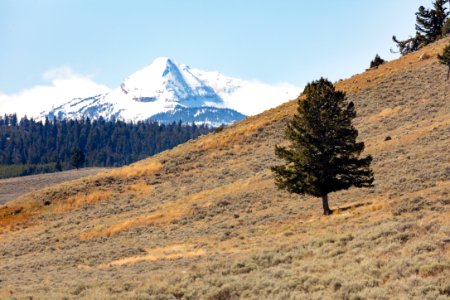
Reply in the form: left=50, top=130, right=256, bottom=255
left=0, top=38, right=449, bottom=299
left=0, top=168, right=110, bottom=205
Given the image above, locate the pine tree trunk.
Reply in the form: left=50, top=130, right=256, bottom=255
left=321, top=194, right=333, bottom=215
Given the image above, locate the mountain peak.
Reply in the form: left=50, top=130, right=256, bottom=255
left=122, top=57, right=179, bottom=89
left=42, top=58, right=300, bottom=125
left=148, top=57, right=177, bottom=71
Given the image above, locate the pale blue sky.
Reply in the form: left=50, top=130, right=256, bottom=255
left=1, top=0, right=427, bottom=94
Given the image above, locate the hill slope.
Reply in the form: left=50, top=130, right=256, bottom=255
left=1, top=38, right=449, bottom=299
left=0, top=168, right=110, bottom=205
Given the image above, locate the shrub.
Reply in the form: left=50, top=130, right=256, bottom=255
left=370, top=54, right=386, bottom=68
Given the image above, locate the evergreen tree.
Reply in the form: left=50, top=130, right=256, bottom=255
left=0, top=115, right=212, bottom=178
left=370, top=54, right=386, bottom=68
left=443, top=18, right=450, bottom=36
left=416, top=1, right=449, bottom=43
left=393, top=0, right=449, bottom=55
left=55, top=160, right=63, bottom=172
left=70, top=148, right=85, bottom=169
left=271, top=78, right=374, bottom=215
left=438, top=41, right=450, bottom=79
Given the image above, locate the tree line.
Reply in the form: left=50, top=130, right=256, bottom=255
left=0, top=114, right=211, bottom=177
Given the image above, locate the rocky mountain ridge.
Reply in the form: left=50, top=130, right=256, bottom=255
left=44, top=57, right=299, bottom=126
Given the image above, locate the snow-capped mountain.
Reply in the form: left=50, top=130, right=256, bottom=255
left=43, top=58, right=300, bottom=126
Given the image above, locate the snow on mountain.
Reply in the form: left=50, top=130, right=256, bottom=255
left=43, top=58, right=300, bottom=126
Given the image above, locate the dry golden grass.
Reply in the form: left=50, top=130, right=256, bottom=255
left=0, top=168, right=108, bottom=205
left=0, top=193, right=42, bottom=233
left=106, top=160, right=162, bottom=178
left=0, top=162, right=161, bottom=230
left=125, top=182, right=154, bottom=198
left=54, top=190, right=112, bottom=213
left=335, top=37, right=449, bottom=93
left=0, top=169, right=109, bottom=230
left=80, top=212, right=171, bottom=240
left=365, top=113, right=450, bottom=153
left=366, top=106, right=408, bottom=123
left=81, top=176, right=260, bottom=240
left=100, top=244, right=207, bottom=267
left=0, top=208, right=37, bottom=234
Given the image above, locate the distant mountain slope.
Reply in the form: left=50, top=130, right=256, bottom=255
left=1, top=38, right=449, bottom=299
left=43, top=57, right=299, bottom=126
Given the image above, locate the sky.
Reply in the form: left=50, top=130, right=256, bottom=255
left=0, top=0, right=429, bottom=116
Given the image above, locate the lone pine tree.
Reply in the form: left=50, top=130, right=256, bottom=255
left=438, top=41, right=450, bottom=80
left=272, top=78, right=374, bottom=215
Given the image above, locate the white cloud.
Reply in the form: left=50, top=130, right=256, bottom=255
left=0, top=66, right=110, bottom=119
left=42, top=65, right=80, bottom=81
left=222, top=81, right=301, bottom=116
